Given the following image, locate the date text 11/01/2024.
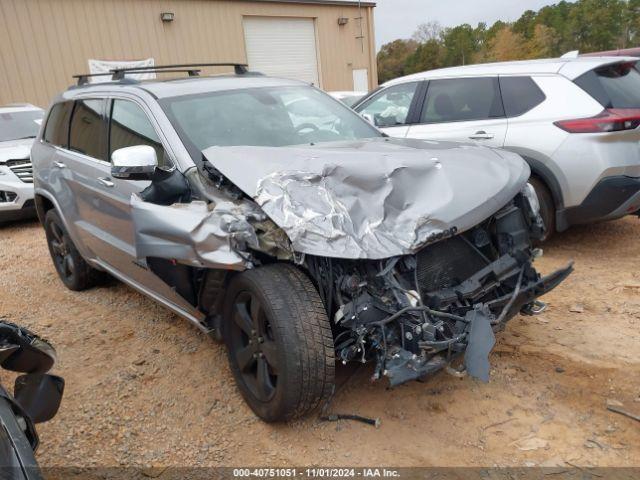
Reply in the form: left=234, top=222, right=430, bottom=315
left=232, top=468, right=401, bottom=478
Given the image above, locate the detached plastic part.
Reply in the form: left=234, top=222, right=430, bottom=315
left=463, top=306, right=496, bottom=382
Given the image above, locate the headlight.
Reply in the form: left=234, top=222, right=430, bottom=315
left=522, top=183, right=541, bottom=217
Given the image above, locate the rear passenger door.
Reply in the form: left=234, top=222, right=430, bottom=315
left=406, top=77, right=507, bottom=147
left=54, top=98, right=114, bottom=255
left=498, top=75, right=549, bottom=149
left=65, top=97, right=151, bottom=270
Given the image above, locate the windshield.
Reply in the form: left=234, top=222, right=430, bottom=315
left=0, top=110, right=43, bottom=142
left=338, top=94, right=365, bottom=107
left=161, top=86, right=381, bottom=157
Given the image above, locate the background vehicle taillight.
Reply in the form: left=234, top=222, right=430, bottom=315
left=554, top=108, right=640, bottom=133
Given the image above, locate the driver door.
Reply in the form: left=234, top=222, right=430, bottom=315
left=94, top=98, right=197, bottom=313
left=355, top=81, right=424, bottom=137
left=406, top=77, right=507, bottom=147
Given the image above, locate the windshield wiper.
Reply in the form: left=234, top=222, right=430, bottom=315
left=14, top=135, right=37, bottom=140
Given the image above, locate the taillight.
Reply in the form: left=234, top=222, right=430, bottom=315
left=554, top=108, right=640, bottom=133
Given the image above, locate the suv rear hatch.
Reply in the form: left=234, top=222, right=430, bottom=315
left=556, top=60, right=640, bottom=219
left=556, top=61, right=640, bottom=134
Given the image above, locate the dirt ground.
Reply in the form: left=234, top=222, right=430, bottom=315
left=1, top=217, right=639, bottom=468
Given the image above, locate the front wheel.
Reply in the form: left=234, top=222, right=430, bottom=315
left=223, top=264, right=335, bottom=422
left=530, top=177, right=556, bottom=242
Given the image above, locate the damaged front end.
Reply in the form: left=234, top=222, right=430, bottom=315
left=304, top=194, right=572, bottom=386
left=129, top=139, right=572, bottom=387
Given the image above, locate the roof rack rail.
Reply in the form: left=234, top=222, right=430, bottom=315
left=72, top=62, right=250, bottom=86
left=72, top=72, right=114, bottom=86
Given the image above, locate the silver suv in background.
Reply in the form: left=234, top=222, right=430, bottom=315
left=31, top=65, right=570, bottom=421
left=354, top=56, right=640, bottom=239
left=0, top=104, right=43, bottom=222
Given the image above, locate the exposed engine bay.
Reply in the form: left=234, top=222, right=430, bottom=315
left=304, top=194, right=572, bottom=385
left=128, top=139, right=573, bottom=388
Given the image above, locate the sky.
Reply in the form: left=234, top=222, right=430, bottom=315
left=373, top=0, right=569, bottom=50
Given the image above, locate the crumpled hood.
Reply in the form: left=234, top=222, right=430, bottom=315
left=203, top=137, right=530, bottom=259
left=0, top=138, right=33, bottom=164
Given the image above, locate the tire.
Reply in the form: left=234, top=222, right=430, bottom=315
left=223, top=264, right=335, bottom=422
left=529, top=176, right=555, bottom=242
left=44, top=209, right=106, bottom=291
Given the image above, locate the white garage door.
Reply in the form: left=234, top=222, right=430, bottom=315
left=243, top=17, right=320, bottom=86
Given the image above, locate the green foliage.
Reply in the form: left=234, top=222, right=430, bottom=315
left=376, top=39, right=418, bottom=84
left=440, top=24, right=482, bottom=66
left=405, top=39, right=443, bottom=74
left=377, top=0, right=640, bottom=83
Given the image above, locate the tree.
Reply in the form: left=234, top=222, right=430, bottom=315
left=405, top=39, right=444, bottom=74
left=473, top=20, right=506, bottom=62
left=567, top=0, right=627, bottom=52
left=484, top=26, right=527, bottom=62
left=412, top=21, right=443, bottom=43
left=524, top=0, right=573, bottom=51
left=627, top=0, right=640, bottom=47
left=377, top=39, right=419, bottom=83
left=377, top=0, right=640, bottom=79
left=441, top=24, right=480, bottom=66
left=525, top=24, right=561, bottom=58
left=513, top=10, right=538, bottom=39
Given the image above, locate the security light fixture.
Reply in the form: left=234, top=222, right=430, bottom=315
left=160, top=12, right=175, bottom=22
left=337, top=17, right=349, bottom=26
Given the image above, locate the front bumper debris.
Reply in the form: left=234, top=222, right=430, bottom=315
left=380, top=261, right=573, bottom=387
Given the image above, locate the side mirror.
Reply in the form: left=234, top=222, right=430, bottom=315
left=111, top=145, right=157, bottom=181
left=14, top=374, right=64, bottom=424
left=0, top=322, right=56, bottom=374
left=361, top=112, right=375, bottom=125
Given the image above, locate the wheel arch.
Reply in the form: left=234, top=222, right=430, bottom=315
left=34, top=188, right=95, bottom=261
left=34, top=192, right=55, bottom=225
left=502, top=148, right=564, bottom=210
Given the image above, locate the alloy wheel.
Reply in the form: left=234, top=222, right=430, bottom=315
left=48, top=221, right=75, bottom=280
left=229, top=291, right=279, bottom=402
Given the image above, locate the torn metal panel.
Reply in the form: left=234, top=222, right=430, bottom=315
left=203, top=137, right=530, bottom=259
left=130, top=195, right=260, bottom=270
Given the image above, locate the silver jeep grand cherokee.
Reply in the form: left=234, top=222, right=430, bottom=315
left=31, top=64, right=572, bottom=422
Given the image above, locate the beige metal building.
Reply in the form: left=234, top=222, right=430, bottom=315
left=0, top=0, right=377, bottom=107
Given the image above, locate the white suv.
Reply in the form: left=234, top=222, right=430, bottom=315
left=0, top=104, right=44, bottom=223
left=355, top=57, right=640, bottom=239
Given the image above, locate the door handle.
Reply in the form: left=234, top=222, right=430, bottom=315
left=469, top=131, right=495, bottom=140
left=53, top=161, right=66, bottom=169
left=97, top=177, right=114, bottom=188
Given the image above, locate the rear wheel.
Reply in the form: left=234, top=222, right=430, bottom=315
left=530, top=176, right=555, bottom=242
left=44, top=209, right=106, bottom=291
left=223, top=264, right=335, bottom=422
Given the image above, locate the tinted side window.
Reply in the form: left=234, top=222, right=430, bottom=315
left=109, top=100, right=167, bottom=167
left=356, top=82, right=419, bottom=127
left=500, top=77, right=546, bottom=117
left=575, top=62, right=640, bottom=108
left=421, top=77, right=504, bottom=123
left=44, top=102, right=73, bottom=147
left=69, top=99, right=106, bottom=160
